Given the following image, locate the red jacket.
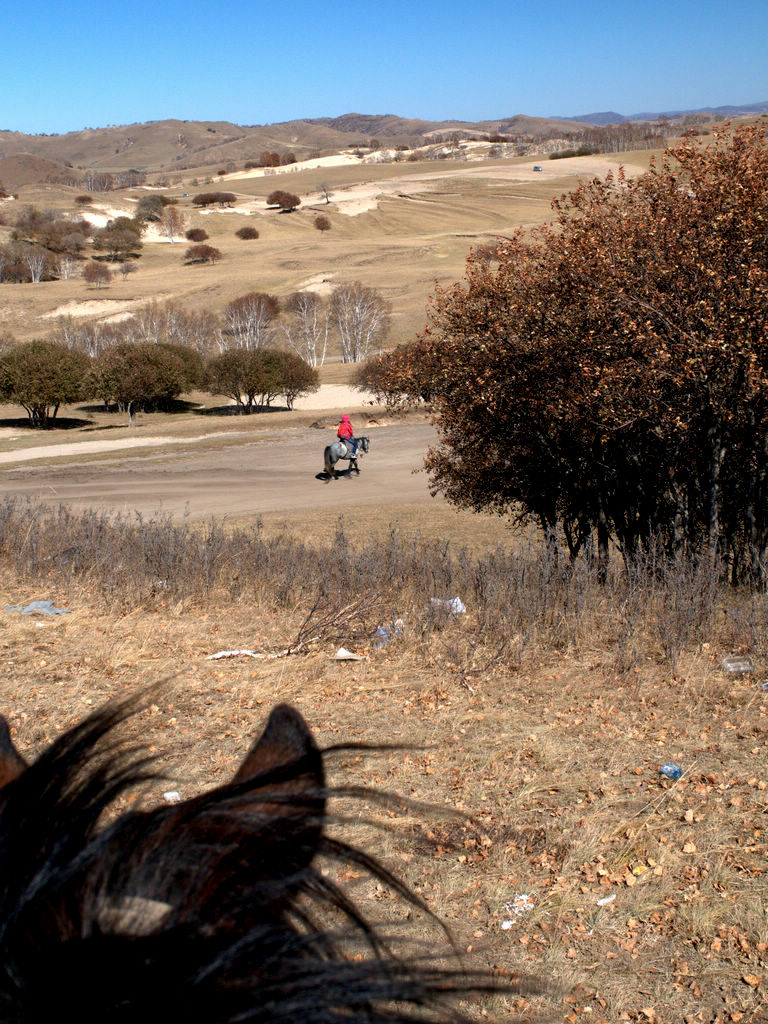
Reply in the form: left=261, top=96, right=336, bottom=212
left=337, top=417, right=354, bottom=441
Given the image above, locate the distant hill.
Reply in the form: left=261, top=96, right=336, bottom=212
left=0, top=153, right=82, bottom=189
left=0, top=113, right=596, bottom=178
left=0, top=100, right=763, bottom=182
left=562, top=99, right=768, bottom=125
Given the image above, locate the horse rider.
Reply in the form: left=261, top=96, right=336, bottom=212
left=337, top=414, right=358, bottom=457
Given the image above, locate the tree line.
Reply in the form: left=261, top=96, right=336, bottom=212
left=0, top=279, right=391, bottom=425
left=0, top=336, right=318, bottom=428
left=358, top=125, right=768, bottom=583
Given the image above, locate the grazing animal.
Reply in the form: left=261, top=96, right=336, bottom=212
left=324, top=435, right=370, bottom=480
left=0, top=701, right=527, bottom=1022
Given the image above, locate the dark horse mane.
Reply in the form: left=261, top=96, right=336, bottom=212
left=0, top=700, right=533, bottom=1023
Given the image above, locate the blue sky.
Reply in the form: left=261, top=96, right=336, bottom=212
left=2, top=0, right=766, bottom=134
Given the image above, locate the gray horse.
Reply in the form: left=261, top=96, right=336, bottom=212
left=324, top=435, right=370, bottom=479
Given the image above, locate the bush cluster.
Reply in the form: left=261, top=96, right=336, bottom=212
left=0, top=328, right=318, bottom=426
left=192, top=192, right=236, bottom=208
left=266, top=191, right=300, bottom=212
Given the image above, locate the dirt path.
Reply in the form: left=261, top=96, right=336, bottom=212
left=0, top=422, right=439, bottom=521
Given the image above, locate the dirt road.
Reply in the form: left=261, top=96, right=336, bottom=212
left=0, top=422, right=439, bottom=522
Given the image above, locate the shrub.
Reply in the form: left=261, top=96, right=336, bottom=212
left=185, top=244, right=221, bottom=264
left=74, top=195, right=93, bottom=206
left=192, top=192, right=236, bottom=208
left=418, top=124, right=768, bottom=579
left=83, top=263, right=112, bottom=288
left=92, top=217, right=143, bottom=260
left=235, top=226, right=260, bottom=240
left=266, top=190, right=300, bottom=212
left=185, top=228, right=209, bottom=242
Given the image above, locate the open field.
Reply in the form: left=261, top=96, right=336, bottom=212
left=0, top=149, right=653, bottom=347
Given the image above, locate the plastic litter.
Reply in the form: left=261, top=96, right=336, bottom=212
left=373, top=619, right=405, bottom=648
left=500, top=893, right=535, bottom=929
left=597, top=894, right=617, bottom=907
left=163, top=791, right=181, bottom=804
left=660, top=763, right=683, bottom=781
left=722, top=655, right=754, bottom=675
left=430, top=597, right=466, bottom=616
left=4, top=600, right=70, bottom=616
left=334, top=647, right=364, bottom=661
left=373, top=627, right=391, bottom=647
left=761, top=681, right=768, bottom=692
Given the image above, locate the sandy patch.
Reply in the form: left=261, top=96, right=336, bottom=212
left=294, top=274, right=337, bottom=297
left=221, top=152, right=363, bottom=183
left=199, top=206, right=260, bottom=217
left=0, top=432, right=246, bottom=466
left=79, top=206, right=132, bottom=228
left=292, top=383, right=369, bottom=411
left=41, top=299, right=147, bottom=320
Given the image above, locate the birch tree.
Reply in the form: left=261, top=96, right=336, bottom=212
left=283, top=291, right=328, bottom=367
left=329, top=282, right=391, bottom=363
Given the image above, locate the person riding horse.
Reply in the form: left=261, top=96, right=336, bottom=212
left=337, top=414, right=358, bottom=457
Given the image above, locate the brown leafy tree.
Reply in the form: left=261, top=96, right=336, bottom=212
left=92, top=342, right=202, bottom=424
left=83, top=263, right=112, bottom=288
left=204, top=347, right=317, bottom=412
left=313, top=215, right=331, bottom=233
left=185, top=244, right=222, bottom=264
left=0, top=341, right=91, bottom=427
left=157, top=205, right=186, bottom=243
left=192, top=192, right=236, bottom=208
left=397, top=124, right=768, bottom=579
left=92, top=217, right=143, bottom=261
left=266, top=190, right=300, bottom=212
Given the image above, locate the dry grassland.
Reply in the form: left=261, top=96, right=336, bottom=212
left=0, top=150, right=651, bottom=347
left=2, top=553, right=766, bottom=1024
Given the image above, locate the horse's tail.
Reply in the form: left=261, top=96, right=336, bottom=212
left=324, top=446, right=334, bottom=479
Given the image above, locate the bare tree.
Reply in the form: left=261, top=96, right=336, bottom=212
left=158, top=205, right=186, bottom=243
left=57, top=256, right=78, bottom=280
left=329, top=282, right=391, bottom=363
left=283, top=291, right=329, bottom=367
left=0, top=246, right=14, bottom=283
left=23, top=247, right=48, bottom=284
left=317, top=182, right=333, bottom=204
left=50, top=317, right=119, bottom=358
left=223, top=292, right=279, bottom=351
left=119, top=261, right=137, bottom=281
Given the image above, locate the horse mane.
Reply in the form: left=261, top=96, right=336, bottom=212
left=0, top=700, right=534, bottom=1022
